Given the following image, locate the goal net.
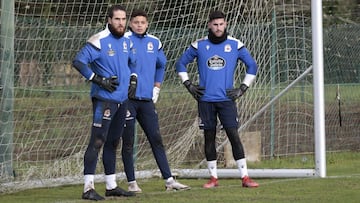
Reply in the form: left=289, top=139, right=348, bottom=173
left=1, top=0, right=360, bottom=193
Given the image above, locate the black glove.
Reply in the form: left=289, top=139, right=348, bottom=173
left=226, top=83, right=248, bottom=100
left=183, top=80, right=205, bottom=101
left=128, top=75, right=137, bottom=99
left=91, top=74, right=119, bottom=93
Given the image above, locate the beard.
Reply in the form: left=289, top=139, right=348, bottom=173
left=108, top=23, right=125, bottom=38
left=208, top=28, right=228, bottom=44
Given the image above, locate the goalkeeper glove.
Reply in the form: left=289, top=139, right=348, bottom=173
left=128, top=74, right=137, bottom=99
left=152, top=86, right=160, bottom=103
left=226, top=83, right=248, bottom=100
left=183, top=80, right=205, bottom=101
left=91, top=74, right=119, bottom=93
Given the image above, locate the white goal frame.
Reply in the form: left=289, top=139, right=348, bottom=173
left=171, top=0, right=326, bottom=179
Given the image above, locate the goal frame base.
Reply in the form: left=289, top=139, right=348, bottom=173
left=173, top=169, right=317, bottom=178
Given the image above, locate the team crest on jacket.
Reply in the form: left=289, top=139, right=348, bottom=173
left=107, top=44, right=115, bottom=56
left=207, top=55, right=226, bottom=70
left=147, top=42, right=154, bottom=53
left=123, top=41, right=128, bottom=52
left=224, top=44, right=232, bottom=52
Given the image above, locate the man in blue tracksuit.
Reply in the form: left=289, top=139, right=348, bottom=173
left=176, top=10, right=259, bottom=189
left=122, top=9, right=189, bottom=192
left=72, top=5, right=136, bottom=201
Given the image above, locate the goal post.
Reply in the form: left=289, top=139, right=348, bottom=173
left=311, top=0, right=326, bottom=178
left=0, top=0, right=15, bottom=179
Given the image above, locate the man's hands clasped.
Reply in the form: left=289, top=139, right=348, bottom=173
left=226, top=83, right=248, bottom=100
left=183, top=80, right=205, bottom=101
left=91, top=74, right=119, bottom=93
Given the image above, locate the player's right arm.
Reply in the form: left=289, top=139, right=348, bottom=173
left=72, top=43, right=99, bottom=80
left=175, top=44, right=197, bottom=79
left=73, top=43, right=119, bottom=93
left=176, top=44, right=204, bottom=101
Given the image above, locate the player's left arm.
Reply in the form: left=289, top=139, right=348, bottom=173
left=238, top=47, right=258, bottom=87
left=155, top=48, right=166, bottom=84
left=152, top=48, right=167, bottom=103
left=226, top=46, right=258, bottom=100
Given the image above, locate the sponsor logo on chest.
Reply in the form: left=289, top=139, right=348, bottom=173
left=207, top=55, right=226, bottom=70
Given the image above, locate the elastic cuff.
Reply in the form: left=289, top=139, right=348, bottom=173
left=178, top=72, right=189, bottom=83
left=242, top=74, right=256, bottom=87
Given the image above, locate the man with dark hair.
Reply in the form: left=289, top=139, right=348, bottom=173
left=72, top=5, right=136, bottom=200
left=176, top=10, right=259, bottom=189
left=122, top=9, right=190, bottom=192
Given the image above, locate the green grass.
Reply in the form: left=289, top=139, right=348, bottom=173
left=1, top=152, right=360, bottom=203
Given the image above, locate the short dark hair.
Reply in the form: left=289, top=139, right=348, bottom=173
left=107, top=5, right=126, bottom=18
left=209, top=10, right=225, bottom=21
left=130, top=9, right=148, bottom=20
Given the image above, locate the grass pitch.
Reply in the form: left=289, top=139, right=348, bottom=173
left=1, top=152, right=360, bottom=203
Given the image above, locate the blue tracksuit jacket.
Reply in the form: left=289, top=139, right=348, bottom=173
left=73, top=25, right=136, bottom=103
left=124, top=31, right=166, bottom=100
left=176, top=35, right=258, bottom=102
